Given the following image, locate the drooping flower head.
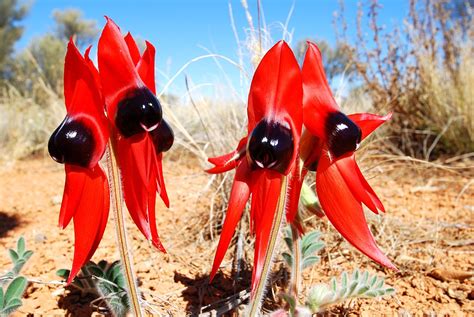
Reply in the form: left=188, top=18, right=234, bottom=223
left=98, top=17, right=173, bottom=252
left=48, top=18, right=174, bottom=283
left=48, top=39, right=110, bottom=283
left=299, top=42, right=396, bottom=269
left=206, top=41, right=303, bottom=293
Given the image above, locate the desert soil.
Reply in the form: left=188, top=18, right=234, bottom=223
left=0, top=156, right=472, bottom=316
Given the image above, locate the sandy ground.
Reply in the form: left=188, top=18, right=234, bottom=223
left=0, top=156, right=472, bottom=316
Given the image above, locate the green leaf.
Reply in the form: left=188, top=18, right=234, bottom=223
left=282, top=252, right=292, bottom=267
left=87, top=266, right=104, bottom=278
left=302, top=243, right=324, bottom=258
left=384, top=287, right=395, bottom=295
left=98, top=260, right=108, bottom=271
left=360, top=271, right=369, bottom=285
left=4, top=298, right=21, bottom=308
left=357, top=286, right=370, bottom=295
left=1, top=302, right=22, bottom=316
left=0, top=288, right=4, bottom=308
left=341, top=272, right=348, bottom=289
left=331, top=277, right=337, bottom=292
left=376, top=278, right=385, bottom=289
left=283, top=237, right=293, bottom=252
left=302, top=255, right=320, bottom=270
left=17, top=238, right=25, bottom=257
left=22, top=251, right=33, bottom=262
left=5, top=277, right=27, bottom=304
left=8, top=250, right=19, bottom=264
left=56, top=269, right=70, bottom=280
left=352, top=270, right=360, bottom=281
left=369, top=275, right=377, bottom=287
left=348, top=280, right=358, bottom=296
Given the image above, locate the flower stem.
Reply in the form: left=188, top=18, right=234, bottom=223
left=248, top=176, right=288, bottom=316
left=106, top=144, right=143, bottom=317
left=290, top=223, right=301, bottom=297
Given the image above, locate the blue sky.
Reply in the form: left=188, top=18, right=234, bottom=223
left=16, top=0, right=409, bottom=99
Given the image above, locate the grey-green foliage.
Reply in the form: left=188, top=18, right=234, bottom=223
left=0, top=237, right=33, bottom=316
left=282, top=228, right=325, bottom=270
left=0, top=0, right=29, bottom=76
left=305, top=270, right=395, bottom=313
left=52, top=9, right=98, bottom=49
left=57, top=260, right=129, bottom=317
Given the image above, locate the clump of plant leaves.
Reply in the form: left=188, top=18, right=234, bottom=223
left=278, top=229, right=395, bottom=315
left=305, top=270, right=395, bottom=313
left=0, top=237, right=33, bottom=316
left=57, top=260, right=129, bottom=316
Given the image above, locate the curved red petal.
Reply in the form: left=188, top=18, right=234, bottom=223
left=155, top=153, right=170, bottom=208
left=59, top=165, right=87, bottom=229
left=209, top=160, right=252, bottom=282
left=251, top=170, right=283, bottom=293
left=67, top=166, right=109, bottom=283
left=115, top=136, right=152, bottom=241
left=335, top=155, right=379, bottom=214
left=98, top=17, right=143, bottom=116
left=316, top=152, right=396, bottom=270
left=124, top=32, right=141, bottom=66
left=302, top=42, right=339, bottom=140
left=348, top=112, right=392, bottom=141
left=206, top=137, right=247, bottom=174
left=137, top=41, right=156, bottom=94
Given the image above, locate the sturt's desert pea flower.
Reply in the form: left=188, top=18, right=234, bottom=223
left=48, top=39, right=110, bottom=283
left=297, top=41, right=396, bottom=270
left=98, top=17, right=173, bottom=253
left=48, top=18, right=174, bottom=283
left=206, top=41, right=303, bottom=293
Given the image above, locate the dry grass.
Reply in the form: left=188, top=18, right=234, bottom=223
left=337, top=0, right=474, bottom=158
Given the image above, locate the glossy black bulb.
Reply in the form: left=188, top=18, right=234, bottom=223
left=115, top=87, right=163, bottom=137
left=247, top=120, right=294, bottom=174
left=325, top=111, right=361, bottom=158
left=48, top=117, right=95, bottom=168
left=150, top=119, right=174, bottom=153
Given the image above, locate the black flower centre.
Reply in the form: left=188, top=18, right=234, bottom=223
left=150, top=119, right=174, bottom=153
left=115, top=87, right=163, bottom=137
left=325, top=111, right=361, bottom=159
left=48, top=117, right=95, bottom=168
left=247, top=120, right=294, bottom=173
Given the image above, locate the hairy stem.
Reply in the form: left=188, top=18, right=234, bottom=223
left=106, top=144, right=143, bottom=317
left=248, top=176, right=287, bottom=316
left=290, top=223, right=301, bottom=297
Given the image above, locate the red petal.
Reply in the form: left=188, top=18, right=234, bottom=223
left=285, top=159, right=303, bottom=223
left=59, top=165, right=87, bottom=228
left=348, top=112, right=392, bottom=141
left=209, top=160, right=252, bottom=282
left=155, top=153, right=170, bottom=208
left=316, top=152, right=396, bottom=270
left=115, top=134, right=167, bottom=251
left=247, top=41, right=302, bottom=174
left=206, top=137, right=247, bottom=174
left=64, top=39, right=109, bottom=166
left=67, top=166, right=109, bottom=283
left=335, top=155, right=384, bottom=214
left=137, top=41, right=156, bottom=94
left=302, top=42, right=339, bottom=140
left=250, top=170, right=283, bottom=293
left=124, top=32, right=141, bottom=66
left=98, top=17, right=143, bottom=116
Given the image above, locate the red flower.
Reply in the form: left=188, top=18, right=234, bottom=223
left=48, top=40, right=110, bottom=283
left=299, top=42, right=396, bottom=269
left=206, top=41, right=303, bottom=292
left=48, top=18, right=174, bottom=283
left=98, top=17, right=173, bottom=252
